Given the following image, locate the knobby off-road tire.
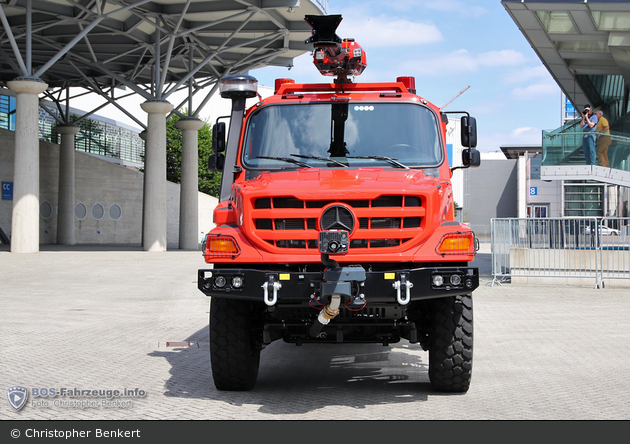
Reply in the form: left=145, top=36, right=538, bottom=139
left=428, top=294, right=473, bottom=393
left=209, top=297, right=261, bottom=391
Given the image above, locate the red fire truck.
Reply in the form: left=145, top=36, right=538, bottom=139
left=198, top=15, right=480, bottom=392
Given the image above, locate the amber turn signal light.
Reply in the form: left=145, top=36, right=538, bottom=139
left=436, top=232, right=475, bottom=255
left=204, top=235, right=241, bottom=258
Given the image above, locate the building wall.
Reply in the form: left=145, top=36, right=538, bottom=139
left=464, top=159, right=518, bottom=238
left=446, top=118, right=465, bottom=210
left=0, top=128, right=217, bottom=246
left=527, top=178, right=563, bottom=217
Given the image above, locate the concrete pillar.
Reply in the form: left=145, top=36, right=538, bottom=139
left=176, top=118, right=204, bottom=250
left=517, top=154, right=528, bottom=218
left=140, top=100, right=173, bottom=252
left=138, top=130, right=147, bottom=247
left=7, top=77, right=49, bottom=253
left=55, top=124, right=80, bottom=245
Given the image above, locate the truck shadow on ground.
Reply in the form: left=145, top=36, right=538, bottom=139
left=148, top=326, right=465, bottom=414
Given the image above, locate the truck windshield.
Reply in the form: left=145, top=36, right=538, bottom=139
left=242, top=102, right=443, bottom=169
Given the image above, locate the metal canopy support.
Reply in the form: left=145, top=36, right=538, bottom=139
left=0, top=5, right=28, bottom=76
left=2, top=0, right=323, bottom=120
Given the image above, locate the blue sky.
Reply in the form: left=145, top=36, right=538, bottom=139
left=252, top=0, right=563, bottom=153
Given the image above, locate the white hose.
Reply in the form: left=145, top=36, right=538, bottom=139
left=317, top=294, right=341, bottom=325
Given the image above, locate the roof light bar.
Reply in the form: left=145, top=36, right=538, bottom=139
left=219, top=74, right=258, bottom=99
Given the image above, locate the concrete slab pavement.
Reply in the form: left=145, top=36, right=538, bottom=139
left=1, top=244, right=629, bottom=420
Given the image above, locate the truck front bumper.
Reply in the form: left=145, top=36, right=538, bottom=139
left=198, top=266, right=479, bottom=305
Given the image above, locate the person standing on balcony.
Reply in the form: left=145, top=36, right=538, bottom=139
left=580, top=105, right=598, bottom=165
left=595, top=110, right=611, bottom=167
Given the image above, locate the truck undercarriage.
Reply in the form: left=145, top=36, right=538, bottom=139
left=207, top=293, right=474, bottom=393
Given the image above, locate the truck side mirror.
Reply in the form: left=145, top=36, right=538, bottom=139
left=461, top=116, right=477, bottom=148
left=208, top=152, right=225, bottom=172
left=462, top=148, right=480, bottom=168
left=212, top=122, right=226, bottom=153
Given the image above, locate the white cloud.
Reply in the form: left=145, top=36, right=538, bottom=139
left=512, top=80, right=559, bottom=100
left=400, top=48, right=528, bottom=76
left=509, top=127, right=543, bottom=144
left=503, top=65, right=550, bottom=84
left=465, top=98, right=508, bottom=116
left=513, top=127, right=535, bottom=136
left=336, top=13, right=443, bottom=48
left=376, top=0, right=488, bottom=17
left=422, top=0, right=488, bottom=17
left=478, top=50, right=527, bottom=67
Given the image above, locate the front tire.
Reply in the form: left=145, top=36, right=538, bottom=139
left=428, top=294, right=473, bottom=393
left=209, top=297, right=261, bottom=391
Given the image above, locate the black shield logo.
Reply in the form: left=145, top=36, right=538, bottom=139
left=6, top=386, right=28, bottom=411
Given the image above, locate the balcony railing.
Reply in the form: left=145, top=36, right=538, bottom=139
left=542, top=129, right=630, bottom=173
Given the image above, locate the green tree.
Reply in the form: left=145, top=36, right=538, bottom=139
left=166, top=113, right=222, bottom=198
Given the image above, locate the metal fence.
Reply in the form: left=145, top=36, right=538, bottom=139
left=600, top=217, right=630, bottom=284
left=491, top=217, right=630, bottom=288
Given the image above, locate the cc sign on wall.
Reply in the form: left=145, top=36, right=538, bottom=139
left=2, top=182, right=12, bottom=200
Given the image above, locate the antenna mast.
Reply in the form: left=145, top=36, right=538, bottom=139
left=441, top=86, right=470, bottom=110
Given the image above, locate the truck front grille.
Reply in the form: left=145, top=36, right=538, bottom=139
left=249, top=195, right=425, bottom=251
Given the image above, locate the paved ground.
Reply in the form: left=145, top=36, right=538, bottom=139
left=1, top=243, right=629, bottom=420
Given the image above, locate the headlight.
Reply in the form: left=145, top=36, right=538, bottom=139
left=231, top=276, right=244, bottom=288
left=432, top=275, right=444, bottom=287
left=214, top=276, right=227, bottom=288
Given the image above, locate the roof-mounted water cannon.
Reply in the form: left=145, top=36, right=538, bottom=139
left=305, top=14, right=367, bottom=81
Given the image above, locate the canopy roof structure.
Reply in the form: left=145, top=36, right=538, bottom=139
left=0, top=0, right=326, bottom=118
left=503, top=0, right=630, bottom=112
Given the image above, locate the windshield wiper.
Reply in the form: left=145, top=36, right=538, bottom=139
left=256, top=156, right=312, bottom=168
left=290, top=154, right=348, bottom=167
left=346, top=156, right=410, bottom=169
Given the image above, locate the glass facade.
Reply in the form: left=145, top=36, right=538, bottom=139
left=1, top=93, right=144, bottom=165
left=578, top=74, right=629, bottom=124
left=0, top=94, right=16, bottom=131
left=592, top=11, right=630, bottom=31
left=564, top=182, right=604, bottom=217
left=555, top=40, right=608, bottom=53
left=530, top=155, right=542, bottom=180
left=536, top=11, right=577, bottom=34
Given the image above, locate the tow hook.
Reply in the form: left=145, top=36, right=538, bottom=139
left=308, top=294, right=341, bottom=338
left=393, top=274, right=413, bottom=305
left=262, top=276, right=281, bottom=306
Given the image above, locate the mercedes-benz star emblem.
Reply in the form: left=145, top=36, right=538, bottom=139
left=320, top=205, right=355, bottom=232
